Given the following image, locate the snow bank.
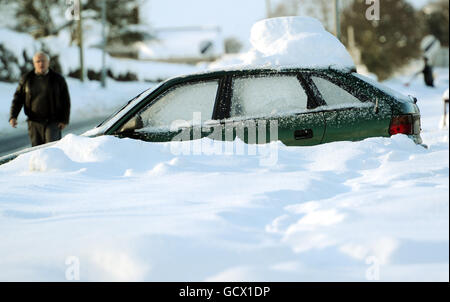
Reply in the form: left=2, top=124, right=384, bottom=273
left=0, top=131, right=447, bottom=281
left=0, top=28, right=38, bottom=66
left=209, top=17, right=355, bottom=70
left=28, top=147, right=81, bottom=172
left=57, top=46, right=201, bottom=82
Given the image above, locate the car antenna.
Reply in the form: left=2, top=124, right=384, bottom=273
left=374, top=98, right=379, bottom=114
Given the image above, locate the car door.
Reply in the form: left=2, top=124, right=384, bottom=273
left=216, top=73, right=326, bottom=146
left=115, top=79, right=221, bottom=142
left=305, top=72, right=391, bottom=143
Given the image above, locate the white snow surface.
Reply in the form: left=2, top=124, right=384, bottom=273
left=209, top=17, right=355, bottom=71
left=0, top=68, right=448, bottom=281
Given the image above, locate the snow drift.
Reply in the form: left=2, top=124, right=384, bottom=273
left=0, top=131, right=448, bottom=281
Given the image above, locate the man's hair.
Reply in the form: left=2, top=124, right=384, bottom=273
left=33, top=52, right=50, bottom=61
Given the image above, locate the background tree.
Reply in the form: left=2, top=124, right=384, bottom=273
left=421, top=0, right=449, bottom=47
left=83, top=0, right=150, bottom=45
left=13, top=0, right=60, bottom=39
left=8, top=0, right=148, bottom=43
left=341, top=0, right=423, bottom=80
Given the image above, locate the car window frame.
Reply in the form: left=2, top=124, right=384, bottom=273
left=302, top=70, right=374, bottom=107
left=212, top=75, right=233, bottom=121
left=218, top=71, right=322, bottom=122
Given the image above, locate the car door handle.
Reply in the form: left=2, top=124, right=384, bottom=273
left=294, top=129, right=313, bottom=140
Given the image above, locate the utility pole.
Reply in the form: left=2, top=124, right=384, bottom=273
left=266, top=0, right=272, bottom=18
left=334, top=0, right=341, bottom=40
left=101, top=0, right=107, bottom=88
left=77, top=0, right=85, bottom=82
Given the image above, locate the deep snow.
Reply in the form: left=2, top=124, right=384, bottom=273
left=0, top=15, right=448, bottom=282
left=0, top=68, right=448, bottom=282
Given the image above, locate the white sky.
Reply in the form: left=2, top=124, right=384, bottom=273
left=143, top=0, right=433, bottom=47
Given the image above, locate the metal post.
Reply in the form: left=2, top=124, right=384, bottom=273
left=334, top=0, right=341, bottom=40
left=101, top=0, right=107, bottom=88
left=266, top=0, right=271, bottom=18
left=77, top=0, right=84, bottom=82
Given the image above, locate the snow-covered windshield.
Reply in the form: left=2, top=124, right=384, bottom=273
left=83, top=85, right=159, bottom=137
left=97, top=87, right=156, bottom=127
left=139, top=80, right=218, bottom=129
left=352, top=73, right=409, bottom=100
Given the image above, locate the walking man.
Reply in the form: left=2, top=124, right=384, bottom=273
left=9, top=52, right=71, bottom=147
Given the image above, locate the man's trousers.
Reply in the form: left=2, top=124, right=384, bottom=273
left=27, top=120, right=62, bottom=147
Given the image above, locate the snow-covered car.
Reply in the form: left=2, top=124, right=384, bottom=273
left=91, top=67, right=423, bottom=145
left=0, top=67, right=423, bottom=165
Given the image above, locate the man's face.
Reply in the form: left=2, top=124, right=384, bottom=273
left=33, top=55, right=50, bottom=74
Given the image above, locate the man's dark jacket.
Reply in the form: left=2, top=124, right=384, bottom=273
left=10, top=69, right=71, bottom=124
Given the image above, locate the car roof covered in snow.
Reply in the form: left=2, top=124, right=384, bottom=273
left=164, top=66, right=356, bottom=86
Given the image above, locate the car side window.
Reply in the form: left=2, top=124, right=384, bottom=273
left=139, top=80, right=219, bottom=129
left=311, top=76, right=362, bottom=107
left=230, top=75, right=308, bottom=118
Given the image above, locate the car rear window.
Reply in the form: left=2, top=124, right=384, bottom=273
left=230, top=75, right=308, bottom=118
left=311, top=76, right=362, bottom=107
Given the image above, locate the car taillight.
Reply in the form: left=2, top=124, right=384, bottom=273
left=389, top=115, right=413, bottom=135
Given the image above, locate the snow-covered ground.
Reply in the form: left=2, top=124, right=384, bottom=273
left=0, top=15, right=448, bottom=282
left=0, top=66, right=448, bottom=281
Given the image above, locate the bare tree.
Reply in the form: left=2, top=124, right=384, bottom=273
left=341, top=0, right=422, bottom=80
left=14, top=0, right=62, bottom=38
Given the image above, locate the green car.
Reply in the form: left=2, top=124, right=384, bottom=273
left=0, top=67, right=423, bottom=165
left=97, top=67, right=422, bottom=145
